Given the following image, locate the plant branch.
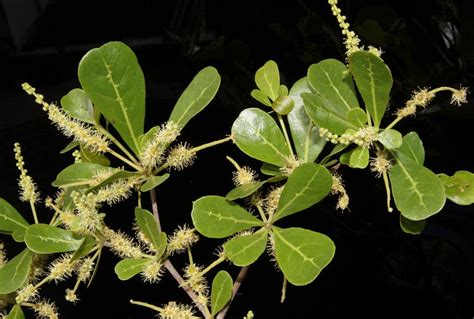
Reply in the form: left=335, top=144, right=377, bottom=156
left=107, top=148, right=142, bottom=171
left=149, top=187, right=162, bottom=233
left=96, top=123, right=140, bottom=165
left=217, top=266, right=249, bottom=319
left=164, top=259, right=210, bottom=318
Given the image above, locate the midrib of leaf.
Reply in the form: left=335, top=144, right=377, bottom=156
left=120, top=260, right=148, bottom=273
left=275, top=169, right=319, bottom=218
left=366, top=56, right=378, bottom=125
left=0, top=215, right=27, bottom=230
left=205, top=210, right=260, bottom=226
left=263, top=73, right=276, bottom=99
left=12, top=251, right=29, bottom=287
left=30, top=234, right=79, bottom=245
left=255, top=128, right=288, bottom=163
left=322, top=70, right=352, bottom=111
left=306, top=96, right=359, bottom=131
left=274, top=230, right=319, bottom=268
left=100, top=54, right=140, bottom=152
left=174, top=76, right=219, bottom=126
left=303, top=125, right=314, bottom=162
left=213, top=279, right=228, bottom=313
left=394, top=157, right=428, bottom=211
left=229, top=233, right=266, bottom=256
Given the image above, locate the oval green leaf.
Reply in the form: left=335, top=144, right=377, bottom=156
left=0, top=198, right=29, bottom=234
left=378, top=129, right=402, bottom=149
left=87, top=170, right=137, bottom=193
left=80, top=145, right=111, bottom=166
left=389, top=157, right=446, bottom=220
left=191, top=196, right=263, bottom=238
left=140, top=174, right=170, bottom=192
left=169, top=66, right=221, bottom=128
left=226, top=181, right=266, bottom=201
left=273, top=227, right=335, bottom=286
left=260, top=162, right=281, bottom=176
left=114, top=258, right=150, bottom=281
left=400, top=215, right=426, bottom=235
left=349, top=51, right=392, bottom=127
left=135, top=207, right=167, bottom=258
left=71, top=236, right=98, bottom=262
left=349, top=146, right=369, bottom=169
left=255, top=60, right=279, bottom=101
left=302, top=92, right=361, bottom=135
left=438, top=171, right=474, bottom=206
left=6, top=304, right=25, bottom=319
left=211, top=270, right=233, bottom=315
left=60, top=88, right=95, bottom=124
left=250, top=89, right=272, bottom=107
left=307, top=59, right=360, bottom=115
left=78, top=41, right=145, bottom=154
left=232, top=108, right=290, bottom=166
left=0, top=249, right=33, bottom=294
left=224, top=229, right=268, bottom=266
left=52, top=162, right=106, bottom=187
left=395, top=131, right=425, bottom=164
left=25, top=224, right=83, bottom=254
left=273, top=163, right=332, bottom=222
left=288, top=77, right=326, bottom=163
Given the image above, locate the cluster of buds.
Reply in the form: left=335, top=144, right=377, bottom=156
left=319, top=126, right=379, bottom=148
left=183, top=263, right=209, bottom=307
left=141, top=260, right=164, bottom=283
left=165, top=143, right=196, bottom=171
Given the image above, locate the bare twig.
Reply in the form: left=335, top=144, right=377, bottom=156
left=217, top=266, right=249, bottom=319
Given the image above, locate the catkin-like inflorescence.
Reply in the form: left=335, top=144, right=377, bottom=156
left=370, top=151, right=392, bottom=178
left=141, top=260, right=164, bottom=283
left=232, top=166, right=257, bottom=186
left=167, top=225, right=199, bottom=255
left=319, top=126, right=378, bottom=148
left=76, top=257, right=95, bottom=282
left=264, top=186, right=284, bottom=218
left=22, top=83, right=109, bottom=153
left=32, top=300, right=59, bottom=319
left=184, top=263, right=208, bottom=297
left=0, top=242, right=6, bottom=268
left=166, top=143, right=196, bottom=170
left=48, top=254, right=75, bottom=282
left=328, top=0, right=362, bottom=55
left=331, top=174, right=350, bottom=211
left=396, top=88, right=435, bottom=118
left=159, top=301, right=197, bottom=319
left=14, top=142, right=40, bottom=203
left=450, top=87, right=469, bottom=106
left=102, top=227, right=142, bottom=259
left=140, top=121, right=181, bottom=170
left=65, top=289, right=79, bottom=303
left=15, top=284, right=39, bottom=304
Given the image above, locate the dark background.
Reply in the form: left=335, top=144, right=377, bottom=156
left=1, top=0, right=473, bottom=318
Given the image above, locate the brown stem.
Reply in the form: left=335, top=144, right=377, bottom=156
left=216, top=266, right=249, bottom=319
left=163, top=259, right=209, bottom=318
left=149, top=188, right=162, bottom=232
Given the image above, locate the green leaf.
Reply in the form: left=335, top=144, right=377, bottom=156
left=438, top=171, right=474, bottom=205
left=349, top=51, right=392, bottom=127
left=307, top=59, right=360, bottom=115
left=114, top=258, right=150, bottom=281
left=80, top=145, right=111, bottom=166
left=378, top=129, right=402, bottom=149
left=389, top=157, right=446, bottom=220
left=349, top=146, right=369, bottom=169
left=347, top=108, right=367, bottom=127
left=232, top=108, right=290, bottom=166
left=25, top=224, right=83, bottom=254
left=288, top=77, right=326, bottom=163
left=134, top=207, right=167, bottom=258
left=224, top=229, right=268, bottom=266
left=400, top=215, right=426, bottom=235
left=250, top=89, right=272, bottom=107
left=169, top=66, right=221, bottom=128
left=278, top=85, right=289, bottom=96
left=60, top=88, right=95, bottom=124
left=273, top=163, right=332, bottom=222
left=211, top=270, right=233, bottom=315
left=226, top=181, right=266, bottom=201
left=255, top=60, right=279, bottom=101
left=192, top=196, right=263, bottom=238
left=78, top=41, right=145, bottom=154
left=302, top=92, right=361, bottom=135
left=60, top=140, right=79, bottom=154
left=273, top=227, right=335, bottom=286
left=71, top=236, right=98, bottom=262
left=6, top=304, right=25, bottom=319
left=395, top=132, right=425, bottom=164
left=140, top=174, right=170, bottom=192
left=260, top=163, right=281, bottom=176
left=271, top=95, right=294, bottom=115
left=87, top=170, right=137, bottom=193
left=0, top=248, right=33, bottom=294
left=0, top=198, right=29, bottom=234
left=52, top=162, right=106, bottom=188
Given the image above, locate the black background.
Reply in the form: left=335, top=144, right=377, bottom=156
left=1, top=0, right=473, bottom=318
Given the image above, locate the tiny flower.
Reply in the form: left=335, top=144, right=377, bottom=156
left=370, top=151, right=392, bottom=178
left=450, top=87, right=469, bottom=106
left=0, top=242, right=6, bottom=268
left=159, top=301, right=196, bottom=319
left=281, top=155, right=301, bottom=176
left=32, top=300, right=59, bottom=319
left=232, top=166, right=257, bottom=186
left=15, top=284, right=39, bottom=303
left=331, top=173, right=350, bottom=212
left=141, top=260, right=164, bottom=283
left=166, top=143, right=196, bottom=170
left=264, top=186, right=283, bottom=217
left=183, top=264, right=208, bottom=296
left=167, top=225, right=199, bottom=255
left=72, top=149, right=81, bottom=163
left=65, top=289, right=79, bottom=303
